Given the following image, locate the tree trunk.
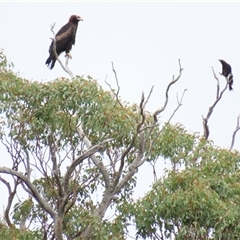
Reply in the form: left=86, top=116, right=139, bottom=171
left=54, top=213, right=63, bottom=240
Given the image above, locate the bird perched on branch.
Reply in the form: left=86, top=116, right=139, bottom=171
left=219, top=59, right=233, bottom=91
left=45, top=15, right=83, bottom=70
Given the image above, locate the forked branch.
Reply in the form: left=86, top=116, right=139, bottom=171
left=202, top=67, right=228, bottom=140
left=0, top=167, right=55, bottom=218
left=153, top=59, right=183, bottom=122
left=105, top=62, right=123, bottom=108
left=0, top=176, right=20, bottom=227
left=76, top=126, right=111, bottom=188
left=116, top=62, right=184, bottom=190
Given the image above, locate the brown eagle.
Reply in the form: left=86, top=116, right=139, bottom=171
left=219, top=59, right=233, bottom=91
left=45, top=15, right=83, bottom=70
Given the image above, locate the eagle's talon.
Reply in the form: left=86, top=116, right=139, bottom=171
left=65, top=53, right=72, bottom=59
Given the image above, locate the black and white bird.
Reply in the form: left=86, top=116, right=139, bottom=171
left=219, top=59, right=233, bottom=91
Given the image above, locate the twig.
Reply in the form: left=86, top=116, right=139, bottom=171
left=105, top=62, right=123, bottom=108
left=143, top=86, right=154, bottom=109
left=150, top=160, right=158, bottom=182
left=50, top=23, right=74, bottom=78
left=139, top=89, right=186, bottom=168
left=230, top=114, right=240, bottom=151
left=76, top=125, right=110, bottom=188
left=153, top=59, right=183, bottom=122
left=137, top=93, right=146, bottom=131
left=141, top=61, right=184, bottom=151
left=212, top=66, right=220, bottom=99
left=111, top=62, right=120, bottom=98
left=202, top=67, right=228, bottom=140
left=168, top=89, right=187, bottom=123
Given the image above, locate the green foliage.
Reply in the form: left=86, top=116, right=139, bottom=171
left=2, top=49, right=240, bottom=240
left=12, top=198, right=33, bottom=225
left=0, top=221, right=42, bottom=240
left=0, top=66, right=141, bottom=154
left=130, top=135, right=240, bottom=239
left=152, top=123, right=196, bottom=164
left=0, top=52, right=146, bottom=238
left=0, top=49, right=14, bottom=71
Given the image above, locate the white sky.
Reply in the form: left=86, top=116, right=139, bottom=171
left=1, top=1, right=240, bottom=236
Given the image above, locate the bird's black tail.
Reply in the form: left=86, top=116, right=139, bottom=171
left=228, top=74, right=233, bottom=91
left=45, top=54, right=56, bottom=70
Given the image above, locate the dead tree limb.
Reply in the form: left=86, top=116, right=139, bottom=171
left=105, top=62, right=123, bottom=108
left=202, top=67, right=228, bottom=140
left=141, top=60, right=184, bottom=158
left=153, top=59, right=183, bottom=122
left=116, top=61, right=184, bottom=186
left=111, top=62, right=121, bottom=99
left=230, top=114, right=240, bottom=151
left=144, top=86, right=154, bottom=109
left=76, top=126, right=111, bottom=188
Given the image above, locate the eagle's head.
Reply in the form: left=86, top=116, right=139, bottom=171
left=69, top=15, right=83, bottom=24
left=219, top=59, right=227, bottom=65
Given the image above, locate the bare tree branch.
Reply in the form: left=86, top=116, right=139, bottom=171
left=212, top=66, right=220, bottom=99
left=0, top=167, right=55, bottom=218
left=202, top=67, right=228, bottom=140
left=168, top=89, right=187, bottom=124
left=143, top=89, right=187, bottom=180
left=22, top=147, right=31, bottom=181
left=153, top=59, right=183, bottom=122
left=76, top=126, right=110, bottom=188
left=50, top=23, right=74, bottom=78
left=150, top=159, right=158, bottom=183
left=112, top=62, right=185, bottom=192
left=143, top=86, right=154, bottom=110
left=230, top=114, right=240, bottom=151
left=63, top=137, right=112, bottom=194
left=114, top=92, right=147, bottom=187
left=111, top=62, right=120, bottom=99
left=105, top=62, right=123, bottom=108
left=48, top=134, right=64, bottom=198
left=0, top=176, right=20, bottom=227
left=115, top=131, right=145, bottom=193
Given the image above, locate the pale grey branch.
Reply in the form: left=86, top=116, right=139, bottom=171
left=143, top=85, right=154, bottom=109
left=230, top=114, right=240, bottom=151
left=0, top=167, right=55, bottom=218
left=76, top=126, right=110, bottom=188
left=202, top=67, right=228, bottom=140
left=115, top=131, right=145, bottom=193
left=212, top=66, right=220, bottom=99
left=105, top=62, right=123, bottom=108
left=153, top=59, right=183, bottom=122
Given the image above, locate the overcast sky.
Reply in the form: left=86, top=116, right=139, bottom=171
left=1, top=1, right=240, bottom=235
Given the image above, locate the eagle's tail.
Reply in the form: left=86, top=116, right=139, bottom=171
left=45, top=54, right=56, bottom=70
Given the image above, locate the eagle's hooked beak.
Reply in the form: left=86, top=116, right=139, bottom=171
left=77, top=16, right=83, bottom=21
